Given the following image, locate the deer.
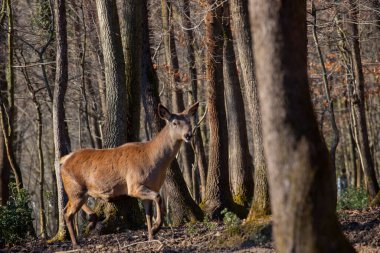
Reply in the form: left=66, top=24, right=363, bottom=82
left=60, top=102, right=199, bottom=248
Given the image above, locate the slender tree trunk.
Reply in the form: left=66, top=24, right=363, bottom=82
left=311, top=0, right=339, bottom=200
left=180, top=0, right=207, bottom=202
left=348, top=0, right=379, bottom=199
left=94, top=0, right=144, bottom=232
left=249, top=0, right=355, bottom=252
left=140, top=0, right=203, bottom=225
left=50, top=0, right=71, bottom=242
left=222, top=2, right=253, bottom=207
left=0, top=6, right=10, bottom=205
left=0, top=0, right=23, bottom=190
left=161, top=0, right=195, bottom=195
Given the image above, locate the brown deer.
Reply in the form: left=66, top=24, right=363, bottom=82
left=60, top=102, right=199, bottom=248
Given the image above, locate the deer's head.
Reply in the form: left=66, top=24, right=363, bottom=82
left=158, top=102, right=199, bottom=143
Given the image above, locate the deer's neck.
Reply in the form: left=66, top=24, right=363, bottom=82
left=148, top=125, right=182, bottom=163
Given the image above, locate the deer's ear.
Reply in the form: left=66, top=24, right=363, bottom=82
left=158, top=104, right=171, bottom=120
left=185, top=102, right=199, bottom=117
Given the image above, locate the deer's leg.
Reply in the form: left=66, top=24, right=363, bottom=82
left=132, top=186, right=163, bottom=237
left=81, top=203, right=98, bottom=232
left=142, top=200, right=153, bottom=240
left=64, top=197, right=86, bottom=248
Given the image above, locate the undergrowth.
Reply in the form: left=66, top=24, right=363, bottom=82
left=337, top=187, right=368, bottom=210
left=0, top=183, right=34, bottom=246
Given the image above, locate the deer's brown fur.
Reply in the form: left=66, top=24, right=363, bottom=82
left=60, top=102, right=199, bottom=248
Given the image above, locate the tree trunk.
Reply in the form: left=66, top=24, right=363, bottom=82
left=140, top=0, right=203, bottom=225
left=229, top=0, right=270, bottom=219
left=94, top=0, right=144, bottom=232
left=249, top=0, right=356, bottom=252
left=119, top=0, right=142, bottom=142
left=50, top=0, right=71, bottom=242
left=0, top=0, right=23, bottom=190
left=203, top=0, right=245, bottom=219
left=161, top=0, right=195, bottom=196
left=0, top=9, right=10, bottom=205
left=180, top=0, right=207, bottom=202
left=348, top=0, right=379, bottom=199
left=222, top=2, right=253, bottom=207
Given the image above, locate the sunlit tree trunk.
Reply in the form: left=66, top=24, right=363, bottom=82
left=50, top=0, right=71, bottom=242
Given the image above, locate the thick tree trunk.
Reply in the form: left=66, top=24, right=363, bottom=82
left=50, top=0, right=71, bottom=242
left=222, top=2, right=253, bottom=207
left=94, top=0, right=143, bottom=232
left=229, top=0, right=270, bottom=218
left=203, top=0, right=245, bottom=219
left=140, top=0, right=203, bottom=225
left=249, top=0, right=355, bottom=252
left=348, top=0, right=379, bottom=199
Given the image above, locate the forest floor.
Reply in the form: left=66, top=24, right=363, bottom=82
left=3, top=207, right=380, bottom=253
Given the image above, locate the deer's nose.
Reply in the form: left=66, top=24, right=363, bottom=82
left=184, top=132, right=193, bottom=141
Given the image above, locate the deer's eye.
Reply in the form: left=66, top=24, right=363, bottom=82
left=173, top=121, right=178, bottom=126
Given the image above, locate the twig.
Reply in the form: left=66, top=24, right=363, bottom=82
left=55, top=249, right=82, bottom=253
left=121, top=239, right=163, bottom=251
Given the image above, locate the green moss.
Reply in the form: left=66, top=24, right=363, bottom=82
left=208, top=217, right=272, bottom=250
left=232, top=191, right=247, bottom=207
left=48, top=228, right=67, bottom=243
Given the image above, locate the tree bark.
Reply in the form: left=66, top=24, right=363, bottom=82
left=348, top=0, right=379, bottom=199
left=222, top=2, right=253, bottom=207
left=229, top=0, right=270, bottom=218
left=94, top=0, right=144, bottom=232
left=249, top=0, right=356, bottom=252
left=140, top=0, right=203, bottom=225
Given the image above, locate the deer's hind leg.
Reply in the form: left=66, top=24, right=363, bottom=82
left=81, top=202, right=98, bottom=232
left=142, top=200, right=153, bottom=240
left=64, top=196, right=86, bottom=248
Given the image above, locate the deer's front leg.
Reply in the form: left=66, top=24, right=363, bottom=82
left=132, top=185, right=163, bottom=238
